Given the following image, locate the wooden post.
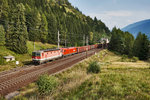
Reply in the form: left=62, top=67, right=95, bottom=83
left=86, top=48, right=88, bottom=58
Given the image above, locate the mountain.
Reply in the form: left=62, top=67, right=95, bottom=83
left=122, top=19, right=150, bottom=38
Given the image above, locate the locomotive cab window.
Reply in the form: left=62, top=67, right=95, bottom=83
left=32, top=52, right=36, bottom=56
left=32, top=52, right=41, bottom=56
left=36, top=53, right=41, bottom=56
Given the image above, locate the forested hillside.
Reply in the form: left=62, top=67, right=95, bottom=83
left=0, top=0, right=110, bottom=54
left=109, top=27, right=150, bottom=60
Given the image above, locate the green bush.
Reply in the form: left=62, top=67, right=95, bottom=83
left=148, top=58, right=150, bottom=62
left=131, top=57, right=139, bottom=62
left=36, top=74, right=58, bottom=95
left=87, top=61, right=100, bottom=74
left=121, top=55, right=128, bottom=62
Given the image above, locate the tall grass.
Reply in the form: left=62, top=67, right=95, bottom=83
left=14, top=50, right=150, bottom=100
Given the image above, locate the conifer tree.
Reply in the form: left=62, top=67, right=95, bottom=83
left=47, top=13, right=57, bottom=44
left=124, top=32, right=134, bottom=56
left=140, top=34, right=149, bottom=60
left=0, top=25, right=5, bottom=46
left=133, top=33, right=143, bottom=57
left=40, top=13, right=48, bottom=43
left=6, top=3, right=28, bottom=54
left=28, top=9, right=41, bottom=42
left=113, top=29, right=125, bottom=54
left=133, top=32, right=149, bottom=60
left=108, top=27, right=118, bottom=51
left=0, top=0, right=9, bottom=28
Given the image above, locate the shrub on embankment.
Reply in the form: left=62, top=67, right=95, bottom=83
left=36, top=74, right=58, bottom=96
left=87, top=61, right=101, bottom=74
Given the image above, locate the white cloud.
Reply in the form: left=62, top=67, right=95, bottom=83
left=87, top=10, right=150, bottom=30
left=105, top=11, right=132, bottom=17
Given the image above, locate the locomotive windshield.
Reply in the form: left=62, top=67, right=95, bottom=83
left=32, top=52, right=41, bottom=56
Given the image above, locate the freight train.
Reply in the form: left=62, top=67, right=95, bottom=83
left=32, top=44, right=104, bottom=64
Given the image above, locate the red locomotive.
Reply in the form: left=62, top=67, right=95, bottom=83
left=61, top=47, right=78, bottom=56
left=32, top=44, right=102, bottom=64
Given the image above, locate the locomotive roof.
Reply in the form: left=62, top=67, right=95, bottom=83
left=34, top=48, right=60, bottom=53
left=43, top=48, right=60, bottom=52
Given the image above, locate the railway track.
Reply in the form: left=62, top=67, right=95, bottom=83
left=0, top=53, right=83, bottom=83
left=0, top=49, right=100, bottom=96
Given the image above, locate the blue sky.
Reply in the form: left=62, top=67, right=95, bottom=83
left=68, top=0, right=150, bottom=29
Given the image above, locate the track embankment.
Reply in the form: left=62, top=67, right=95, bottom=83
left=0, top=49, right=100, bottom=96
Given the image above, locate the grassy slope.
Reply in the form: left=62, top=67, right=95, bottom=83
left=56, top=50, right=150, bottom=100
left=14, top=50, right=150, bottom=100
left=0, top=41, right=57, bottom=72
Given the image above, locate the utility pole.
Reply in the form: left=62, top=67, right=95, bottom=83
left=86, top=36, right=89, bottom=46
left=83, top=34, right=85, bottom=46
left=86, top=48, right=88, bottom=58
left=34, top=41, right=35, bottom=51
left=58, top=30, right=60, bottom=49
left=65, top=39, right=67, bottom=47
left=102, top=42, right=104, bottom=49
